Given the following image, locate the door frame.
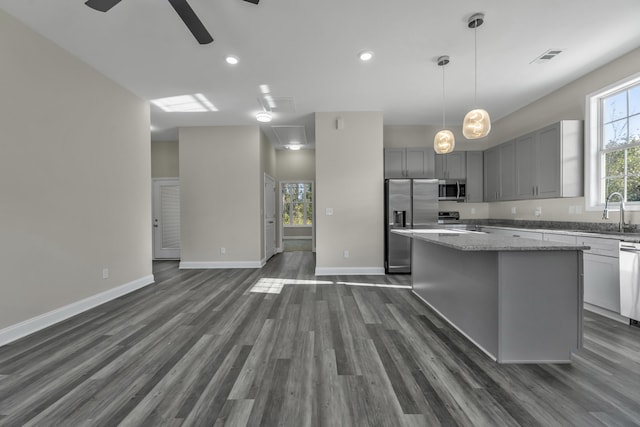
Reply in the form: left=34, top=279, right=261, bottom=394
left=264, top=173, right=277, bottom=261
left=152, top=177, right=181, bottom=260
left=279, top=180, right=315, bottom=253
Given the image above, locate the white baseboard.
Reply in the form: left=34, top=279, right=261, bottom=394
left=584, top=303, right=630, bottom=324
left=0, top=274, right=155, bottom=347
left=180, top=261, right=263, bottom=269
left=315, top=267, right=385, bottom=276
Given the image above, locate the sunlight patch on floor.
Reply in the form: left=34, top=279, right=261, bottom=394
left=250, top=277, right=335, bottom=294
left=338, top=281, right=412, bottom=289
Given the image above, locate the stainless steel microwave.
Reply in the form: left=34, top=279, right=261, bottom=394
left=438, top=179, right=466, bottom=201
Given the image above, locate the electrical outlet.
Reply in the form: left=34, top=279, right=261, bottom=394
left=471, top=208, right=476, bottom=215
left=511, top=207, right=517, bottom=215
left=343, top=250, right=349, bottom=258
left=102, top=268, right=109, bottom=279
left=535, top=207, right=542, bottom=217
left=220, top=247, right=226, bottom=255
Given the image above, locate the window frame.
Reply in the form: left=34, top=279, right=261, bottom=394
left=281, top=181, right=314, bottom=227
left=585, top=71, right=640, bottom=211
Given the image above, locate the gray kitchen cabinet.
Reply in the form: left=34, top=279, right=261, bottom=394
left=515, top=121, right=583, bottom=200
left=384, top=148, right=406, bottom=178
left=484, top=146, right=501, bottom=202
left=435, top=152, right=466, bottom=180
left=500, top=141, right=517, bottom=200
left=384, top=147, right=435, bottom=178
left=515, top=132, right=537, bottom=199
left=577, top=236, right=620, bottom=314
left=465, top=151, right=484, bottom=202
left=485, top=140, right=517, bottom=201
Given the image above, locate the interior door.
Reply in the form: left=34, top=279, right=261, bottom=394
left=264, top=174, right=276, bottom=261
left=152, top=179, right=181, bottom=259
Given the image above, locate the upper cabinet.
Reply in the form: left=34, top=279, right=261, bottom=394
left=465, top=151, right=484, bottom=203
left=514, top=121, right=583, bottom=200
left=435, top=152, right=466, bottom=180
left=484, top=140, right=516, bottom=202
left=485, top=120, right=583, bottom=202
left=384, top=147, right=435, bottom=178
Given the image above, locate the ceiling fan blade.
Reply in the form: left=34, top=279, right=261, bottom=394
left=167, top=0, right=214, bottom=45
left=243, top=0, right=260, bottom=4
left=84, top=0, right=122, bottom=12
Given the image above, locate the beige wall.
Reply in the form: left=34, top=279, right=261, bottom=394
left=484, top=47, right=640, bottom=224
left=384, top=125, right=486, bottom=151
left=315, top=112, right=384, bottom=275
left=151, top=140, right=179, bottom=178
left=179, top=126, right=263, bottom=267
left=0, top=10, right=152, bottom=330
left=276, top=149, right=316, bottom=181
left=489, top=47, right=640, bottom=149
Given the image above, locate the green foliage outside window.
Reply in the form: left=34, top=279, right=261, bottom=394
left=601, top=84, right=640, bottom=202
left=282, top=183, right=313, bottom=226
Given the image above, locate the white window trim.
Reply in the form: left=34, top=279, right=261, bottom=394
left=281, top=181, right=314, bottom=227
left=585, top=71, right=640, bottom=212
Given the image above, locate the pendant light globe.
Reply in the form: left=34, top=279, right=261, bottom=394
left=434, top=129, right=455, bottom=154
left=463, top=13, right=491, bottom=140
left=434, top=55, right=455, bottom=154
left=463, top=108, right=491, bottom=139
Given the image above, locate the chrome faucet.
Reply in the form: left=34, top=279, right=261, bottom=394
left=603, top=192, right=625, bottom=232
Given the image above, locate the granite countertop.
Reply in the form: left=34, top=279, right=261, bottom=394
left=479, top=225, right=640, bottom=242
left=392, top=229, right=590, bottom=252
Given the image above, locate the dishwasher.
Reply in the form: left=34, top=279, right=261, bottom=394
left=619, top=241, right=640, bottom=326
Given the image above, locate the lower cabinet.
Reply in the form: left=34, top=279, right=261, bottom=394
left=578, top=236, right=621, bottom=313
left=583, top=253, right=620, bottom=312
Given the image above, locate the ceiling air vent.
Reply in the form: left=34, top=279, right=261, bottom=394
left=531, top=49, right=564, bottom=64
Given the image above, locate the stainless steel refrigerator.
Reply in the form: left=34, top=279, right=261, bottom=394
left=384, top=179, right=439, bottom=273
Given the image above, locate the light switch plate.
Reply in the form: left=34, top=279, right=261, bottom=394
left=325, top=208, right=333, bottom=216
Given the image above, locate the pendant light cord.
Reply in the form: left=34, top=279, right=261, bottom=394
left=474, top=25, right=478, bottom=106
left=442, top=63, right=446, bottom=128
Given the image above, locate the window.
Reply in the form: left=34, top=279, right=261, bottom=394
left=586, top=73, right=640, bottom=209
left=282, top=182, right=313, bottom=226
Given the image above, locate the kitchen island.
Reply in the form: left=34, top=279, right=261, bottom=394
left=394, top=229, right=587, bottom=363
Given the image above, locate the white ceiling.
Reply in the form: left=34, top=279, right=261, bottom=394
left=2, top=0, right=640, bottom=149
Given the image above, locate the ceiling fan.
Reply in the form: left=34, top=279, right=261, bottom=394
left=84, top=0, right=259, bottom=45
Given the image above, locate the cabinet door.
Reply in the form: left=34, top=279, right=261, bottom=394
left=484, top=147, right=500, bottom=202
left=466, top=151, right=483, bottom=202
left=434, top=154, right=446, bottom=179
left=515, top=133, right=536, bottom=199
left=500, top=141, right=517, bottom=200
left=384, top=148, right=406, bottom=178
left=446, top=152, right=467, bottom=180
left=583, top=253, right=620, bottom=312
left=535, top=124, right=561, bottom=198
left=406, top=148, right=435, bottom=178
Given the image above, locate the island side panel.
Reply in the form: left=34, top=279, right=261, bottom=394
left=412, top=239, right=500, bottom=359
left=498, top=251, right=583, bottom=363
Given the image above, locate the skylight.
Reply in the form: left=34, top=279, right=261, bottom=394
left=151, top=93, right=218, bottom=112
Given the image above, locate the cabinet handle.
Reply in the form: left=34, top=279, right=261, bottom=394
left=532, top=186, right=535, bottom=196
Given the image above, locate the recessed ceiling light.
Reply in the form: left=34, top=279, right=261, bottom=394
left=359, top=50, right=373, bottom=61
left=256, top=111, right=272, bottom=122
left=288, top=145, right=301, bottom=150
left=151, top=93, right=218, bottom=112
left=225, top=55, right=239, bottom=65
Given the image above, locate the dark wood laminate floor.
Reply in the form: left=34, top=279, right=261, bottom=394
left=1, top=252, right=639, bottom=426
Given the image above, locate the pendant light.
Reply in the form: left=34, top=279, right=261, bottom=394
left=434, top=55, right=455, bottom=154
left=462, top=13, right=491, bottom=139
